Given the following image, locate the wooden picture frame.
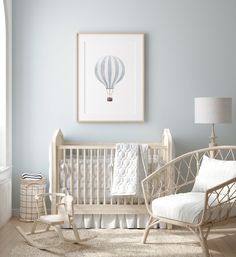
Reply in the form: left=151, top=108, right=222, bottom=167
left=77, top=33, right=144, bottom=122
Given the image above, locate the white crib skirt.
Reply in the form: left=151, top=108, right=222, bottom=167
left=73, top=214, right=150, bottom=229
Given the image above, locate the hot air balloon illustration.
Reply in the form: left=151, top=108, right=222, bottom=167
left=95, top=55, right=125, bottom=102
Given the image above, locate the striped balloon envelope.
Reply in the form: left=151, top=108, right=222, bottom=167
left=95, top=55, right=125, bottom=102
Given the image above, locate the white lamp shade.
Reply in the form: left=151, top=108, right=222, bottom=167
left=195, top=97, right=232, bottom=124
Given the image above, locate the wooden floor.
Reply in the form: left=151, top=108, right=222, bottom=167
left=0, top=218, right=236, bottom=257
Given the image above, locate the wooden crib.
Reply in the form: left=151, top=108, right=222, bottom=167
left=50, top=129, right=174, bottom=219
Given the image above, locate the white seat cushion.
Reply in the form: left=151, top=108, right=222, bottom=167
left=152, top=192, right=207, bottom=224
left=152, top=192, right=236, bottom=224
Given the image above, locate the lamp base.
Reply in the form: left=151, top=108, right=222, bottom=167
left=209, top=124, right=217, bottom=148
left=209, top=141, right=217, bottom=148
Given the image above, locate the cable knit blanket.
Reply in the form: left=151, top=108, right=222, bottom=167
left=111, top=143, right=148, bottom=196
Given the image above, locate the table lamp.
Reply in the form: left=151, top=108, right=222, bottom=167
left=194, top=97, right=232, bottom=147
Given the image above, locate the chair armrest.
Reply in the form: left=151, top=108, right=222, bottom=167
left=206, top=177, right=236, bottom=194
left=56, top=202, right=65, bottom=207
left=142, top=160, right=196, bottom=216
left=35, top=193, right=66, bottom=216
left=141, top=147, right=208, bottom=217
left=142, top=166, right=167, bottom=216
left=35, top=192, right=65, bottom=200
left=201, top=177, right=236, bottom=225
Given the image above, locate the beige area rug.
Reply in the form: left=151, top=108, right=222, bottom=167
left=10, top=229, right=204, bottom=257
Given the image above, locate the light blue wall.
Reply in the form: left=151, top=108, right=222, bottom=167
left=12, top=0, right=236, bottom=208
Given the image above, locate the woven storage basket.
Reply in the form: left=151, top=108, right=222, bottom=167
left=19, top=178, right=46, bottom=222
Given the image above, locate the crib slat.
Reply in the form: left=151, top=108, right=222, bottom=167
left=138, top=197, right=140, bottom=206
left=131, top=197, right=134, bottom=206
left=110, top=149, right=114, bottom=205
left=97, top=149, right=100, bottom=205
left=154, top=148, right=157, bottom=172
left=150, top=148, right=154, bottom=174
left=58, top=149, right=61, bottom=195
left=43, top=197, right=47, bottom=215
left=83, top=149, right=86, bottom=204
left=63, top=149, right=66, bottom=190
left=103, top=149, right=106, bottom=205
left=76, top=149, right=80, bottom=204
left=70, top=149, right=73, bottom=197
left=90, top=149, right=93, bottom=204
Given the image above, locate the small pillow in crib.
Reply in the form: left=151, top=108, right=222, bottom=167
left=192, top=155, right=236, bottom=193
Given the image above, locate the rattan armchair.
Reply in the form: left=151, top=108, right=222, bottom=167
left=142, top=146, right=236, bottom=257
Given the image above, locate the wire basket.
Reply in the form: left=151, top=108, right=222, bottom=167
left=19, top=178, right=46, bottom=222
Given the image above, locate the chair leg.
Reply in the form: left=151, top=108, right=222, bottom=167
left=71, top=219, right=81, bottom=242
left=29, top=221, right=52, bottom=235
left=142, top=216, right=160, bottom=244
left=70, top=219, right=97, bottom=243
left=54, top=225, right=65, bottom=243
left=30, top=220, right=38, bottom=234
left=198, top=227, right=211, bottom=257
left=45, top=224, right=51, bottom=231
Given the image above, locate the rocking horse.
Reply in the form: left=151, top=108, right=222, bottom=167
left=16, top=191, right=92, bottom=250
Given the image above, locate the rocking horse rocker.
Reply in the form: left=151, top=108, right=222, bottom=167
left=16, top=192, right=93, bottom=250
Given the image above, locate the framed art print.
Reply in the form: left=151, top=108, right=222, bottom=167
left=77, top=33, right=144, bottom=122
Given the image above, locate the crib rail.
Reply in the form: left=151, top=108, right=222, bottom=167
left=57, top=145, right=166, bottom=212
left=51, top=129, right=173, bottom=214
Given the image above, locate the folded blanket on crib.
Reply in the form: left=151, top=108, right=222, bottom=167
left=21, top=172, right=43, bottom=180
left=111, top=143, right=148, bottom=196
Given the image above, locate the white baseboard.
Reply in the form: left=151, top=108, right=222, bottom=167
left=0, top=168, right=12, bottom=228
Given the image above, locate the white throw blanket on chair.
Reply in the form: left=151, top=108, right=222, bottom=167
left=111, top=143, right=148, bottom=196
